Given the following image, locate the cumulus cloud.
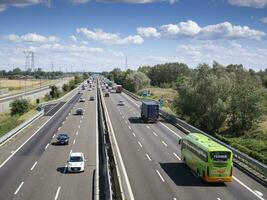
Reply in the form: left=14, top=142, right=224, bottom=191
left=0, top=0, right=50, bottom=12
left=141, top=20, right=265, bottom=40
left=29, top=43, right=104, bottom=53
left=70, top=35, right=77, bottom=42
left=161, top=20, right=201, bottom=36
left=76, top=28, right=144, bottom=45
left=5, top=33, right=59, bottom=43
left=176, top=41, right=267, bottom=69
left=227, top=0, right=267, bottom=8
left=137, top=27, right=161, bottom=38
left=260, top=17, right=267, bottom=24
left=97, top=0, right=177, bottom=4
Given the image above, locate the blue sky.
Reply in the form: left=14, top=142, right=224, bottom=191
left=0, top=0, right=267, bottom=72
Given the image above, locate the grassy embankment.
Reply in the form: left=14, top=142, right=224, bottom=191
left=0, top=107, right=38, bottom=137
left=137, top=87, right=267, bottom=164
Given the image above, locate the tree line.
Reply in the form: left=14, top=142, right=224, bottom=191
left=104, top=62, right=267, bottom=136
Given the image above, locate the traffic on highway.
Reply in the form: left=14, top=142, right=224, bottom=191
left=0, top=76, right=265, bottom=200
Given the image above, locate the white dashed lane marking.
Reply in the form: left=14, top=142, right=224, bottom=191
left=138, top=141, right=143, bottom=148
left=173, top=153, right=181, bottom=160
left=14, top=181, right=24, bottom=195
left=156, top=170, right=165, bottom=182
left=146, top=154, right=152, bottom=161
left=30, top=161, right=38, bottom=171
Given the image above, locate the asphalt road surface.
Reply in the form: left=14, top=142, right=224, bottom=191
left=103, top=90, right=267, bottom=200
left=0, top=87, right=97, bottom=200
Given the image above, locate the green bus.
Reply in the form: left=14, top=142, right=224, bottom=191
left=179, top=133, right=233, bottom=182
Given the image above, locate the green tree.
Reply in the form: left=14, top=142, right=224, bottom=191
left=10, top=99, right=30, bottom=116
left=124, top=71, right=150, bottom=92
left=175, top=64, right=230, bottom=133
left=62, top=83, right=70, bottom=92
left=228, top=76, right=264, bottom=135
left=50, top=85, right=60, bottom=98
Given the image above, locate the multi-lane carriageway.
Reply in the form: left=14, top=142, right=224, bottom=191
left=0, top=84, right=266, bottom=200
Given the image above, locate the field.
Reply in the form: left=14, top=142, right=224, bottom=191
left=0, top=78, right=72, bottom=96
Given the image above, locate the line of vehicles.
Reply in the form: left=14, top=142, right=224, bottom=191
left=54, top=79, right=96, bottom=173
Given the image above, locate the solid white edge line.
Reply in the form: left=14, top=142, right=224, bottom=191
left=159, top=122, right=182, bottom=139
left=54, top=186, right=61, bottom=200
left=45, top=143, right=50, bottom=150
left=156, top=170, right=165, bottom=182
left=95, top=87, right=100, bottom=200
left=233, top=176, right=265, bottom=200
left=173, top=153, right=181, bottom=160
left=0, top=90, right=77, bottom=169
left=146, top=154, right=152, bottom=161
left=14, top=181, right=24, bottom=195
left=30, top=161, right=38, bottom=171
left=138, top=141, right=143, bottom=148
left=101, top=89, right=135, bottom=200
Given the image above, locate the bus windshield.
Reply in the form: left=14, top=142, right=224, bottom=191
left=210, top=152, right=230, bottom=162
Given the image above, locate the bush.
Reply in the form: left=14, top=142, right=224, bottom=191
left=62, top=83, right=70, bottom=92
left=10, top=99, right=30, bottom=116
left=50, top=85, right=60, bottom=99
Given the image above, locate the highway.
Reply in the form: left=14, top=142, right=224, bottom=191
left=0, top=86, right=98, bottom=200
left=102, top=89, right=267, bottom=200
left=0, top=82, right=266, bottom=200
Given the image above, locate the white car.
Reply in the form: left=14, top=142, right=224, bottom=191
left=118, top=100, right=125, bottom=106
left=67, top=152, right=86, bottom=173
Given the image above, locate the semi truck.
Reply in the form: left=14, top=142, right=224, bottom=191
left=141, top=100, right=159, bottom=123
left=116, top=85, right=123, bottom=93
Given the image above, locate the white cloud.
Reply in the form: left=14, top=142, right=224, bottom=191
left=5, top=33, right=59, bottom=43
left=76, top=28, right=144, bottom=45
left=145, top=20, right=265, bottom=40
left=176, top=41, right=267, bottom=69
left=260, top=17, right=267, bottom=24
left=96, top=0, right=177, bottom=4
left=70, top=35, right=77, bottom=42
left=80, top=41, right=88, bottom=45
left=30, top=43, right=104, bottom=53
left=137, top=27, right=161, bottom=38
left=0, top=0, right=50, bottom=12
left=69, top=0, right=90, bottom=4
left=161, top=20, right=201, bottom=36
left=227, top=0, right=267, bottom=8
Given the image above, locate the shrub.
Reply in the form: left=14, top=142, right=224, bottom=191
left=10, top=99, right=30, bottom=116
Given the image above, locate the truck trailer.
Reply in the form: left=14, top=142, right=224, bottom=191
left=141, top=100, right=159, bottom=123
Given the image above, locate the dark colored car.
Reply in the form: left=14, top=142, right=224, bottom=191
left=76, top=108, right=84, bottom=115
left=104, top=92, right=110, bottom=97
left=56, top=133, right=69, bottom=145
left=89, top=96, right=95, bottom=101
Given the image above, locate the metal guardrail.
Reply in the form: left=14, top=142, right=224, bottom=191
left=99, top=87, right=123, bottom=200
left=123, top=89, right=267, bottom=185
left=0, top=83, right=83, bottom=146
left=0, top=110, right=44, bottom=145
